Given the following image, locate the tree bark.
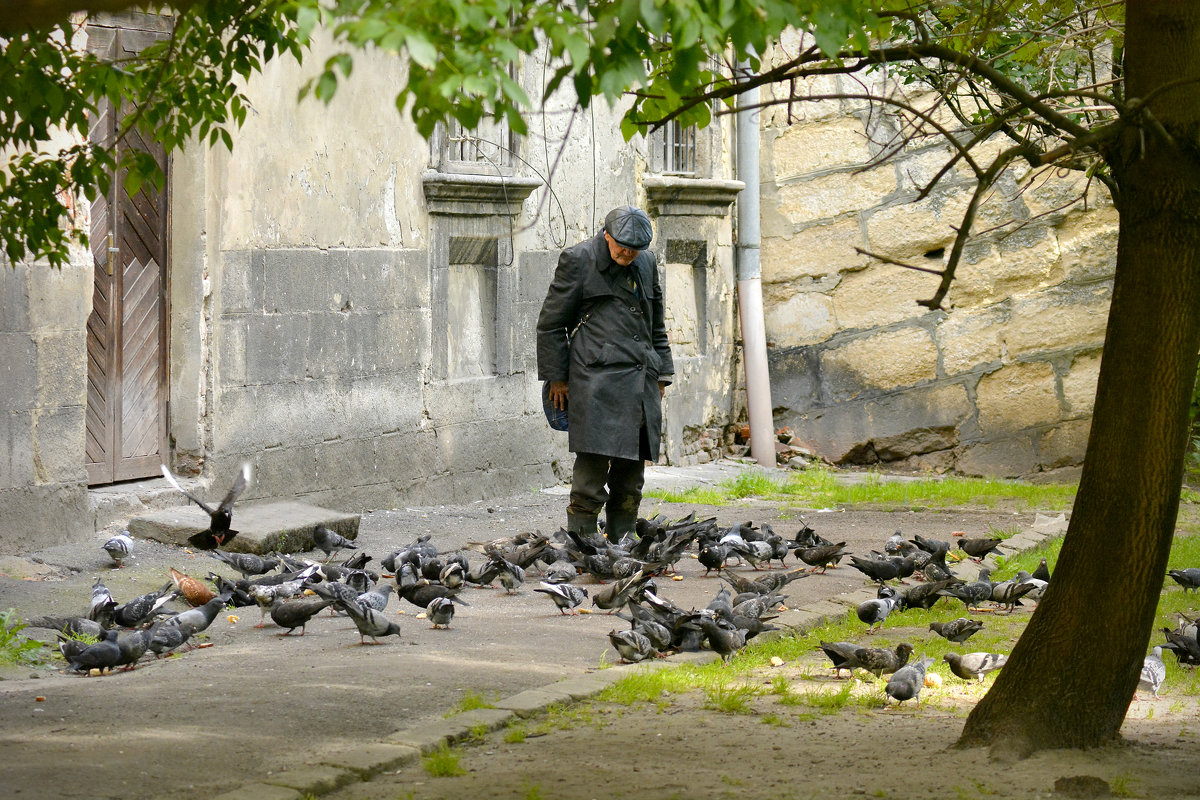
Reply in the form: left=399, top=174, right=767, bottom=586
left=958, top=1, right=1200, bottom=757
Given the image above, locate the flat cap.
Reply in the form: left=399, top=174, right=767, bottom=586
left=604, top=205, right=653, bottom=250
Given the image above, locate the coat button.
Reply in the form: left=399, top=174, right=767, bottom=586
left=629, top=305, right=637, bottom=312
left=634, top=334, right=641, bottom=341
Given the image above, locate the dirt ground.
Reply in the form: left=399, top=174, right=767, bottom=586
left=1, top=469, right=1198, bottom=800
left=327, top=622, right=1200, bottom=800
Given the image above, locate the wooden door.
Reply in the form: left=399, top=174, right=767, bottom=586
left=85, top=18, right=170, bottom=485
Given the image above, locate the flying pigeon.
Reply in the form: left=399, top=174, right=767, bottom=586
left=102, top=532, right=133, bottom=567
left=943, top=651, right=1008, bottom=682
left=161, top=462, right=251, bottom=550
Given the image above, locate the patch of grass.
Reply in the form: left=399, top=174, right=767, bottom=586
left=522, top=781, right=547, bottom=800
left=421, top=743, right=466, bottom=777
left=702, top=678, right=760, bottom=713
left=0, top=609, right=47, bottom=666
left=502, top=723, right=527, bottom=744
left=650, top=465, right=1077, bottom=511
left=760, top=712, right=789, bottom=726
left=769, top=674, right=792, bottom=696
left=1110, top=772, right=1140, bottom=798
left=600, top=664, right=700, bottom=705
left=464, top=722, right=489, bottom=743
left=527, top=702, right=601, bottom=735
left=445, top=689, right=496, bottom=716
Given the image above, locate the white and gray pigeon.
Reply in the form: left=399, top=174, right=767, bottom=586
left=608, top=628, right=656, bottom=663
left=857, top=586, right=902, bottom=633
left=357, top=583, right=394, bottom=613
left=1138, top=646, right=1167, bottom=698
left=534, top=582, right=588, bottom=615
left=1013, top=570, right=1048, bottom=602
left=943, top=651, right=1008, bottom=682
left=426, top=596, right=455, bottom=629
left=88, top=576, right=118, bottom=627
left=103, top=532, right=133, bottom=568
left=886, top=656, right=935, bottom=706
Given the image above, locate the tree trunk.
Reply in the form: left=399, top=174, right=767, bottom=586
left=957, top=1, right=1200, bottom=757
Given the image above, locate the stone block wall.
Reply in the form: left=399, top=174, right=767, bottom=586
left=0, top=264, right=93, bottom=551
left=759, top=74, right=1116, bottom=477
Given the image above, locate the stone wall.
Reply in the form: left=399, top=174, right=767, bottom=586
left=0, top=264, right=93, bottom=552
left=758, top=67, right=1116, bottom=477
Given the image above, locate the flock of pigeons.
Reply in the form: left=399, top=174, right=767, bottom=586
left=21, top=463, right=1200, bottom=710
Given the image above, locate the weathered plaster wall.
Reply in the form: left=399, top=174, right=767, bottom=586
left=757, top=53, right=1116, bottom=477
left=167, top=32, right=742, bottom=512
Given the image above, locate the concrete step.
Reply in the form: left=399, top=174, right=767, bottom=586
left=88, top=477, right=194, bottom=534
left=128, top=501, right=360, bottom=555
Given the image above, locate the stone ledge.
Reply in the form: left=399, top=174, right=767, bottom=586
left=644, top=176, right=744, bottom=216
left=262, top=765, right=356, bottom=795
left=422, top=171, right=542, bottom=216
left=128, top=501, right=359, bottom=554
left=385, top=708, right=515, bottom=752
left=210, top=783, right=303, bottom=800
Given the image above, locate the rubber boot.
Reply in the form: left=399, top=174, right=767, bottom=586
left=605, top=513, right=637, bottom=544
left=566, top=512, right=599, bottom=537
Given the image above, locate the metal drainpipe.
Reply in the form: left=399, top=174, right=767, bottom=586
left=735, top=61, right=775, bottom=468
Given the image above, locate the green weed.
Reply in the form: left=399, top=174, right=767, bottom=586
left=422, top=743, right=466, bottom=777
left=0, top=609, right=47, bottom=666
left=702, top=678, right=760, bottom=713
left=445, top=689, right=496, bottom=716
left=503, top=723, right=527, bottom=744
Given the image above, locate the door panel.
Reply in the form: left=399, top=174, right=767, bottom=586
left=85, top=18, right=170, bottom=485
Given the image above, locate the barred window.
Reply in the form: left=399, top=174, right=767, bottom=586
left=658, top=120, right=697, bottom=176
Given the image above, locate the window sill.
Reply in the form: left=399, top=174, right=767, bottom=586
left=422, top=171, right=542, bottom=217
left=644, top=176, right=745, bottom=216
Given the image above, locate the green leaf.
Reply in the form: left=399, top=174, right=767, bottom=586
left=406, top=33, right=438, bottom=69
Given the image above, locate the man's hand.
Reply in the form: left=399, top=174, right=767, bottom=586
left=548, top=381, right=569, bottom=410
left=659, top=381, right=668, bottom=398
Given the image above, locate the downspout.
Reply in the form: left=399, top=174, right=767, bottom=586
left=735, top=61, right=775, bottom=468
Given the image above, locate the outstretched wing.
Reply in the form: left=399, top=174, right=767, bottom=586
left=161, top=464, right=215, bottom=515
left=217, top=462, right=252, bottom=515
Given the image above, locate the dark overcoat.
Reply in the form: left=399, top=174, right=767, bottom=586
left=536, top=232, right=674, bottom=461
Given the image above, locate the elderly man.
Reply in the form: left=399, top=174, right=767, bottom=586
left=536, top=206, right=674, bottom=542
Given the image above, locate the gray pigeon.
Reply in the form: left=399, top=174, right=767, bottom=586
left=88, top=577, right=118, bottom=627
left=857, top=587, right=902, bottom=633
left=885, top=656, right=934, bottom=705
left=312, top=524, right=357, bottom=561
left=698, top=616, right=747, bottom=661
left=937, top=570, right=993, bottom=612
left=943, top=651, right=1008, bottom=682
left=270, top=596, right=333, bottom=635
left=211, top=549, right=279, bottom=579
left=1138, top=646, right=1166, bottom=698
left=819, top=641, right=865, bottom=678
left=357, top=583, right=395, bottom=613
left=103, top=532, right=133, bottom=567
left=1168, top=568, right=1200, bottom=594
left=534, top=582, right=588, bottom=615
left=929, top=618, right=984, bottom=643
left=112, top=582, right=177, bottom=628
left=854, top=642, right=914, bottom=679
left=608, top=629, right=656, bottom=663
left=426, top=596, right=455, bottom=629
left=59, top=629, right=121, bottom=673
left=343, top=598, right=402, bottom=643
